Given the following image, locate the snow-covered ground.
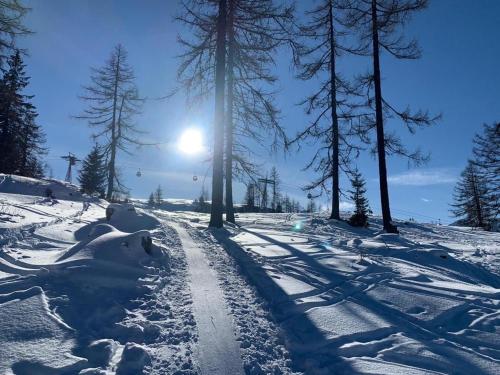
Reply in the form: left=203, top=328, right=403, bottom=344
left=1, top=175, right=499, bottom=374
left=168, top=211, right=500, bottom=374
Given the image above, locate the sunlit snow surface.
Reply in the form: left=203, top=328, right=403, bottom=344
left=170, top=210, right=500, bottom=374
left=1, top=175, right=499, bottom=374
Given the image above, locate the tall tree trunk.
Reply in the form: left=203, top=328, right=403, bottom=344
left=225, top=0, right=235, bottom=224
left=106, top=48, right=121, bottom=201
left=328, top=0, right=340, bottom=220
left=371, top=0, right=397, bottom=233
left=471, top=170, right=484, bottom=227
left=209, top=0, right=227, bottom=228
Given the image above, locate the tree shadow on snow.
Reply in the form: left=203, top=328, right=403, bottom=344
left=212, top=225, right=498, bottom=374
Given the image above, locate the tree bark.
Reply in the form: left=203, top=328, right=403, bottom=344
left=371, top=0, right=397, bottom=233
left=225, top=0, right=235, bottom=224
left=328, top=0, right=340, bottom=220
left=209, top=0, right=227, bottom=228
left=106, top=47, right=121, bottom=201
left=471, top=169, right=484, bottom=227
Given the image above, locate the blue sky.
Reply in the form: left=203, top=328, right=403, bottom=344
left=16, top=0, right=500, bottom=223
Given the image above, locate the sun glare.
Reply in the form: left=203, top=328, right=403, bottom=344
left=178, top=128, right=203, bottom=155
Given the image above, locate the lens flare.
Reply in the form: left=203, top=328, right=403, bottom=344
left=178, top=128, right=203, bottom=154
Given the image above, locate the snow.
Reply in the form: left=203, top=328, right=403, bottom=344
left=0, top=286, right=87, bottom=374
left=172, top=222, right=244, bottom=374
left=1, top=175, right=499, bottom=374
left=177, top=212, right=500, bottom=374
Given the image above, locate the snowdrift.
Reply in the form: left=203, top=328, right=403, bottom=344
left=0, top=173, right=85, bottom=201
left=58, top=224, right=165, bottom=269
left=0, top=199, right=169, bottom=374
left=0, top=286, right=87, bottom=374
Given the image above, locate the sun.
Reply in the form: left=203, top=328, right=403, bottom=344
left=178, top=128, right=204, bottom=155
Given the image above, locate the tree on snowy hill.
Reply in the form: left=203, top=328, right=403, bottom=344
left=343, top=0, right=440, bottom=233
left=0, top=50, right=46, bottom=178
left=177, top=0, right=226, bottom=227
left=148, top=192, right=155, bottom=206
left=451, top=161, right=493, bottom=230
left=0, top=1, right=31, bottom=65
left=176, top=0, right=295, bottom=225
left=348, top=169, right=369, bottom=227
left=78, top=144, right=107, bottom=197
left=154, top=185, right=163, bottom=206
left=289, top=0, right=365, bottom=222
left=270, top=167, right=282, bottom=212
left=472, top=122, right=499, bottom=220
left=76, top=44, right=144, bottom=201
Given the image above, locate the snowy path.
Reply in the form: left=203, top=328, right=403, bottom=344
left=171, top=222, right=245, bottom=375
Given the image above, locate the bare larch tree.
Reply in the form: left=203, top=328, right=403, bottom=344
left=0, top=0, right=31, bottom=65
left=343, top=0, right=439, bottom=233
left=224, top=0, right=295, bottom=222
left=76, top=44, right=143, bottom=201
left=290, top=0, right=366, bottom=220
left=177, top=0, right=294, bottom=225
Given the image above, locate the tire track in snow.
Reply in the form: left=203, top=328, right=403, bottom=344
left=171, top=222, right=245, bottom=375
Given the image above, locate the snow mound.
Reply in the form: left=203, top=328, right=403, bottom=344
left=116, top=343, right=151, bottom=375
left=0, top=286, right=87, bottom=374
left=58, top=224, right=165, bottom=268
left=107, top=203, right=161, bottom=232
left=0, top=173, right=84, bottom=201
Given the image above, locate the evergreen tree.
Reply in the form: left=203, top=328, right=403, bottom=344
left=472, top=122, right=499, bottom=220
left=348, top=169, right=369, bottom=227
left=451, top=161, right=493, bottom=229
left=76, top=44, right=144, bottom=200
left=0, top=50, right=45, bottom=177
left=78, top=144, right=107, bottom=196
left=148, top=192, right=155, bottom=206
left=244, top=183, right=255, bottom=210
left=154, top=185, right=164, bottom=205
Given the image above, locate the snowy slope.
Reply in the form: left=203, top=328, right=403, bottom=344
left=1, top=177, right=498, bottom=375
left=172, top=211, right=500, bottom=375
left=0, top=176, right=189, bottom=375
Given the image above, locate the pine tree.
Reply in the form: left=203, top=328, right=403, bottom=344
left=76, top=44, right=144, bottom=200
left=148, top=192, right=155, bottom=206
left=343, top=0, right=439, bottom=233
left=348, top=169, right=369, bottom=227
left=472, top=122, right=499, bottom=220
left=244, top=183, right=255, bottom=210
left=451, top=161, right=493, bottom=229
left=154, top=185, right=164, bottom=206
left=78, top=144, right=107, bottom=197
left=0, top=50, right=45, bottom=177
